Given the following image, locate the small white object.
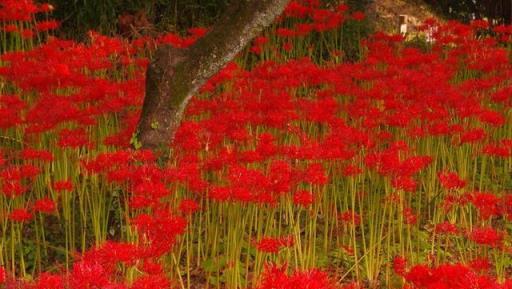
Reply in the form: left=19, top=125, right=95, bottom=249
left=400, top=23, right=408, bottom=34
left=399, top=15, right=408, bottom=35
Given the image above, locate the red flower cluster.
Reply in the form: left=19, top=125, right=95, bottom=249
left=438, top=171, right=466, bottom=190
left=278, top=1, right=348, bottom=36
left=255, top=236, right=295, bottom=254
left=256, top=264, right=340, bottom=289
left=0, top=0, right=57, bottom=40
left=396, top=261, right=504, bottom=289
left=468, top=227, right=504, bottom=248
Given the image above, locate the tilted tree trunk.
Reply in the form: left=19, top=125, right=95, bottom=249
left=134, top=0, right=290, bottom=154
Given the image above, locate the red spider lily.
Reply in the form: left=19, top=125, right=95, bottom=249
left=0, top=266, right=5, bottom=284
left=70, top=260, right=112, bottom=289
left=107, top=166, right=134, bottom=184
left=469, top=192, right=500, bottom=220
left=338, top=210, right=361, bottom=226
left=35, top=20, right=59, bottom=32
left=133, top=180, right=169, bottom=200
left=19, top=164, right=40, bottom=179
left=20, top=29, right=34, bottom=39
left=208, top=186, right=232, bottom=202
left=469, top=257, right=492, bottom=273
left=0, top=94, right=25, bottom=128
left=303, top=163, right=328, bottom=185
left=479, top=110, right=506, bottom=127
left=405, top=265, right=434, bottom=287
left=85, top=241, right=143, bottom=267
left=293, top=190, right=314, bottom=207
left=250, top=36, right=269, bottom=55
left=38, top=3, right=55, bottom=13
left=402, top=263, right=500, bottom=289
left=341, top=164, right=363, bottom=177
left=57, top=128, right=92, bottom=148
left=2, top=24, right=17, bottom=33
left=482, top=142, right=512, bottom=158
left=283, top=1, right=311, bottom=19
left=438, top=171, right=466, bottom=190
left=157, top=27, right=207, bottom=48
left=282, top=41, right=294, bottom=52
left=20, top=148, right=54, bottom=162
left=351, top=11, right=365, bottom=21
left=52, top=180, right=74, bottom=192
left=268, top=160, right=293, bottom=193
left=131, top=274, right=170, bottom=289
left=490, top=86, right=512, bottom=104
left=254, top=236, right=294, bottom=254
left=468, top=227, right=504, bottom=248
left=33, top=273, right=64, bottom=289
left=459, top=128, right=486, bottom=145
left=403, top=207, right=417, bottom=225
left=8, top=208, right=32, bottom=222
left=393, top=256, right=408, bottom=276
left=470, top=19, right=489, bottom=30
left=138, top=260, right=163, bottom=275
left=256, top=264, right=340, bottom=289
left=131, top=210, right=186, bottom=257
left=1, top=167, right=23, bottom=180
left=178, top=199, right=200, bottom=215
left=500, top=195, right=512, bottom=221
left=365, top=146, right=431, bottom=179
left=391, top=175, right=418, bottom=192
left=129, top=195, right=153, bottom=209
left=0, top=0, right=38, bottom=21
left=278, top=0, right=347, bottom=36
left=33, top=198, right=57, bottom=214
left=434, top=221, right=459, bottom=235
left=1, top=181, right=27, bottom=198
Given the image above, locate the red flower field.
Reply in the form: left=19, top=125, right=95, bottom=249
left=0, top=1, right=511, bottom=288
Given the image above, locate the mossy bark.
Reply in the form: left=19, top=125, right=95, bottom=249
left=136, top=0, right=290, bottom=154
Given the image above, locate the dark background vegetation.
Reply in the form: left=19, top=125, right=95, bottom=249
left=51, top=0, right=229, bottom=37
left=425, top=0, right=512, bottom=24
left=46, top=0, right=374, bottom=62
left=44, top=0, right=511, bottom=63
left=49, top=0, right=371, bottom=37
left=48, top=0, right=512, bottom=40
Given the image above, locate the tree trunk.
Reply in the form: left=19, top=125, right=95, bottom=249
left=135, top=0, right=290, bottom=154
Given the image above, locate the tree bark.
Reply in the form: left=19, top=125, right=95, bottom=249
left=134, top=0, right=290, bottom=154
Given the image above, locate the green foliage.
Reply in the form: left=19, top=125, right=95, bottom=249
left=404, top=34, right=432, bottom=53
left=129, top=132, right=142, bottom=149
